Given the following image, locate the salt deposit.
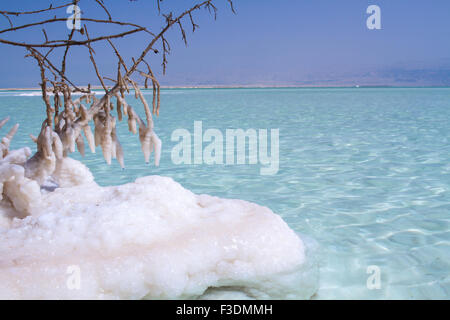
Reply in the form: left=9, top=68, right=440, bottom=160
left=0, top=149, right=318, bottom=300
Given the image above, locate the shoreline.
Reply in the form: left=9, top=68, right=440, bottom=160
left=1, top=85, right=450, bottom=91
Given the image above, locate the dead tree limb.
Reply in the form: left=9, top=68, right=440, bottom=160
left=0, top=0, right=235, bottom=177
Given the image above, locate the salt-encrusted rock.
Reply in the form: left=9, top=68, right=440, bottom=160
left=0, top=157, right=318, bottom=299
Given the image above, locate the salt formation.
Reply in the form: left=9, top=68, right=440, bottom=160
left=0, top=117, right=318, bottom=300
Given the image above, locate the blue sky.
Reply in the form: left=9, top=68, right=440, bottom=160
left=0, top=0, right=449, bottom=87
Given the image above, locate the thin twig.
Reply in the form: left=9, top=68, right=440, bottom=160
left=84, top=25, right=107, bottom=92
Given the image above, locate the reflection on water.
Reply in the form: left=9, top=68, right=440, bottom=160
left=1, top=87, right=449, bottom=299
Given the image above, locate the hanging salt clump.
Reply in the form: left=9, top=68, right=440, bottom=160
left=100, top=114, right=114, bottom=165
left=60, top=119, right=76, bottom=154
left=151, top=131, right=161, bottom=166
left=51, top=131, right=63, bottom=160
left=76, top=134, right=85, bottom=157
left=116, top=96, right=123, bottom=121
left=25, top=126, right=57, bottom=184
left=139, top=126, right=152, bottom=164
left=93, top=112, right=104, bottom=147
left=111, top=127, right=124, bottom=169
left=79, top=105, right=95, bottom=153
left=0, top=123, right=19, bottom=159
left=127, top=105, right=138, bottom=134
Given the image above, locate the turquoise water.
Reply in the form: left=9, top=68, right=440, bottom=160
left=1, top=87, right=449, bottom=299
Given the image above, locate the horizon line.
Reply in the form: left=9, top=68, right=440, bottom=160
left=1, top=84, right=450, bottom=91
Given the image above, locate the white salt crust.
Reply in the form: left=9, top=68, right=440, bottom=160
left=0, top=151, right=318, bottom=299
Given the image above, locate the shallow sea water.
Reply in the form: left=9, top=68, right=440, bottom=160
left=0, top=87, right=449, bottom=299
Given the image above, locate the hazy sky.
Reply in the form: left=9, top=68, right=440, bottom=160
left=0, top=0, right=449, bottom=87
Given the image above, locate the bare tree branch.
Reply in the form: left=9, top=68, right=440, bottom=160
left=0, top=2, right=73, bottom=16
left=84, top=25, right=107, bottom=92
left=94, top=0, right=112, bottom=21
left=0, top=12, right=12, bottom=28
left=0, top=0, right=235, bottom=170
